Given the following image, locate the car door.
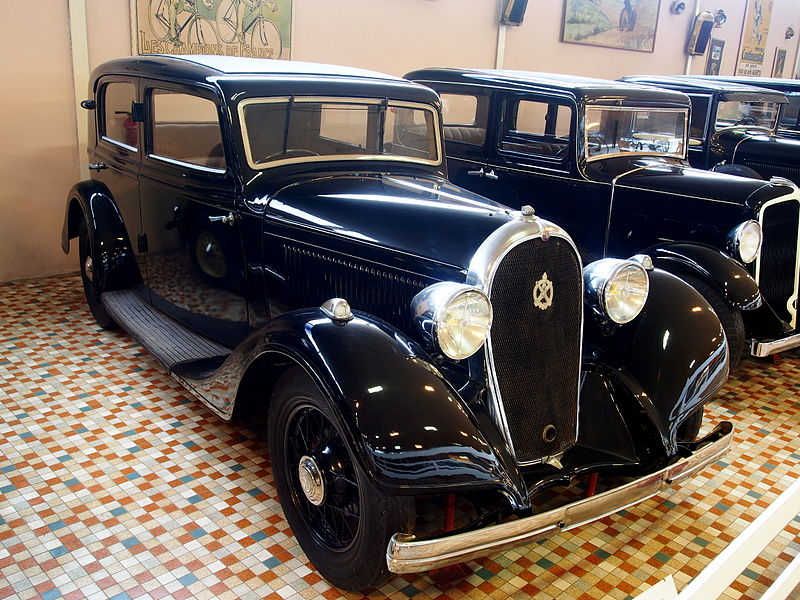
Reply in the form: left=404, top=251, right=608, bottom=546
left=138, top=81, right=248, bottom=347
left=92, top=77, right=147, bottom=289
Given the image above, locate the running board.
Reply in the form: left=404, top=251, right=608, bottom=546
left=101, top=289, right=230, bottom=371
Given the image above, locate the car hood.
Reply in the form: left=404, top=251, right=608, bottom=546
left=714, top=128, right=800, bottom=166
left=587, top=156, right=793, bottom=212
left=266, top=174, right=516, bottom=271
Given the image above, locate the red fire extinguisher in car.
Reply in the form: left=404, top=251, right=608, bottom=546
left=116, top=111, right=138, bottom=147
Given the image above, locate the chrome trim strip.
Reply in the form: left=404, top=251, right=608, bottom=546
left=386, top=423, right=733, bottom=574
left=754, top=191, right=800, bottom=329
left=467, top=215, right=583, bottom=465
left=751, top=332, right=800, bottom=357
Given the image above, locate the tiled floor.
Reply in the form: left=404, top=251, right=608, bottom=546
left=0, top=274, right=798, bottom=600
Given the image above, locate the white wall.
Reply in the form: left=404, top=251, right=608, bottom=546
left=2, top=0, right=800, bottom=281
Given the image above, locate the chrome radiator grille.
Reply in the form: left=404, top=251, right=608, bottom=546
left=756, top=199, right=800, bottom=328
left=487, top=236, right=582, bottom=464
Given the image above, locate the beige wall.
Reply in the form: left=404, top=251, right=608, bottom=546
left=2, top=0, right=800, bottom=281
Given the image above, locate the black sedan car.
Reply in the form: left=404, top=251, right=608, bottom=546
left=405, top=68, right=800, bottom=367
left=694, top=75, right=800, bottom=140
left=621, top=75, right=800, bottom=183
left=62, top=55, right=731, bottom=591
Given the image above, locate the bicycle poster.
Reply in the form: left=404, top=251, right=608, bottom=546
left=135, top=0, right=292, bottom=60
left=561, top=0, right=661, bottom=53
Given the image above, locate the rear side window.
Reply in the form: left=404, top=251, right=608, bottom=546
left=102, top=82, right=138, bottom=149
left=441, top=92, right=488, bottom=146
left=779, top=97, right=800, bottom=130
left=150, top=90, right=225, bottom=171
left=499, top=99, right=572, bottom=159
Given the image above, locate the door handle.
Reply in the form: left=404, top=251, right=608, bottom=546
left=208, top=212, right=235, bottom=226
left=88, top=162, right=107, bottom=170
left=466, top=168, right=499, bottom=180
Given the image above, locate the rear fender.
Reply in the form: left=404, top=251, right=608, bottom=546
left=220, top=308, right=527, bottom=506
left=649, top=243, right=761, bottom=310
left=63, top=180, right=140, bottom=290
left=585, top=269, right=729, bottom=454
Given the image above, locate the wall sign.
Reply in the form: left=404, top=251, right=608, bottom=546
left=705, top=38, right=725, bottom=75
left=561, top=0, right=662, bottom=53
left=134, top=0, right=292, bottom=59
left=736, top=0, right=773, bottom=76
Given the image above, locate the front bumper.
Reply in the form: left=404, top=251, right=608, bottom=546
left=751, top=332, right=800, bottom=357
left=386, top=422, right=733, bottom=574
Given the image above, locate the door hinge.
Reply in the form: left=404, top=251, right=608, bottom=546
left=137, top=233, right=148, bottom=253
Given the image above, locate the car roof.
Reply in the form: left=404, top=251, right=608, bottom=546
left=694, top=75, right=800, bottom=94
left=621, top=75, right=789, bottom=100
left=91, top=55, right=439, bottom=104
left=405, top=67, right=691, bottom=106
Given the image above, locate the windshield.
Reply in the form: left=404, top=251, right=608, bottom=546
left=585, top=107, right=687, bottom=160
left=715, top=100, right=780, bottom=131
left=239, top=97, right=441, bottom=169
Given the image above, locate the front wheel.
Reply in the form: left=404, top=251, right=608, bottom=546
left=78, top=220, right=117, bottom=330
left=268, top=369, right=414, bottom=591
left=682, top=276, right=745, bottom=371
left=677, top=407, right=703, bottom=442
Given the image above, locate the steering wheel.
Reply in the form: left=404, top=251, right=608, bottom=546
left=262, top=148, right=320, bottom=162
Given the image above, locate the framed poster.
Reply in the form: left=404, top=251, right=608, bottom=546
left=705, top=38, right=725, bottom=75
left=134, top=0, right=292, bottom=60
left=561, top=0, right=661, bottom=53
left=772, top=48, right=787, bottom=78
left=736, top=0, right=773, bottom=76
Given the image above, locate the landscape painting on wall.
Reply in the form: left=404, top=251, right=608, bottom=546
left=562, top=0, right=661, bottom=53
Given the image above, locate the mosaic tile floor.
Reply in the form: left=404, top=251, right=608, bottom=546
left=1, top=274, right=798, bottom=600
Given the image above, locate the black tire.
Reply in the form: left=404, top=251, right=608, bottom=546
left=677, top=407, right=703, bottom=442
left=78, top=220, right=118, bottom=330
left=711, top=163, right=763, bottom=180
left=681, top=276, right=745, bottom=371
left=268, top=368, right=414, bottom=591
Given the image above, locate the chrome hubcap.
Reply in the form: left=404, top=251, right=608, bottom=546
left=84, top=256, right=94, bottom=282
left=298, top=455, right=325, bottom=506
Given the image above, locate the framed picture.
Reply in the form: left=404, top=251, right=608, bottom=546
left=132, top=0, right=293, bottom=60
left=561, top=0, right=661, bottom=53
left=705, top=38, right=725, bottom=75
left=772, top=48, right=787, bottom=78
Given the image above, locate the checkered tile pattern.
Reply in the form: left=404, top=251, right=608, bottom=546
left=1, top=274, right=798, bottom=600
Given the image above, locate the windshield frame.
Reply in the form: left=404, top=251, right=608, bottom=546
left=237, top=96, right=443, bottom=170
left=583, top=105, right=689, bottom=162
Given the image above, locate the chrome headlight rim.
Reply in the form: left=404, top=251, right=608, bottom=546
left=727, top=219, right=762, bottom=264
left=584, top=258, right=650, bottom=325
left=411, top=282, right=493, bottom=361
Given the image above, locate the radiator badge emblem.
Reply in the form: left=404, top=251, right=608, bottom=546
left=533, top=272, right=554, bottom=310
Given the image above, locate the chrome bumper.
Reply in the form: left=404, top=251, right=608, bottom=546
left=386, top=423, right=733, bottom=574
left=751, top=332, right=800, bottom=357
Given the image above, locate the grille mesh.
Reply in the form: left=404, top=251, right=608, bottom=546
left=757, top=200, right=800, bottom=326
left=740, top=160, right=800, bottom=185
left=488, top=237, right=582, bottom=463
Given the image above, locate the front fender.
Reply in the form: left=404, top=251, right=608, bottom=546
left=237, top=309, right=527, bottom=506
left=649, top=242, right=761, bottom=310
left=586, top=269, right=729, bottom=454
left=63, top=180, right=141, bottom=290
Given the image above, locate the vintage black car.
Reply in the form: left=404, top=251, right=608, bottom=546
left=62, top=55, right=732, bottom=591
left=695, top=76, right=800, bottom=140
left=621, top=75, right=800, bottom=184
left=405, top=68, right=800, bottom=367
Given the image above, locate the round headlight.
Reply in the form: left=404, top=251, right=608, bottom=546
left=729, top=220, right=762, bottom=264
left=584, top=259, right=650, bottom=324
left=411, top=283, right=493, bottom=360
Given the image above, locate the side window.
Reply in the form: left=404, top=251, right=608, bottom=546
left=150, top=89, right=226, bottom=171
left=500, top=99, right=572, bottom=159
left=441, top=92, right=488, bottom=146
left=779, top=97, right=800, bottom=129
left=688, top=95, right=711, bottom=144
left=102, top=82, right=138, bottom=149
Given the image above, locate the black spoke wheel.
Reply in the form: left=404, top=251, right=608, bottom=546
left=78, top=219, right=117, bottom=330
left=268, top=368, right=414, bottom=591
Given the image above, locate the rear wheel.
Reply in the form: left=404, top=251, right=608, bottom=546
left=78, top=220, right=117, bottom=330
left=268, top=368, right=414, bottom=591
left=682, top=276, right=745, bottom=371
